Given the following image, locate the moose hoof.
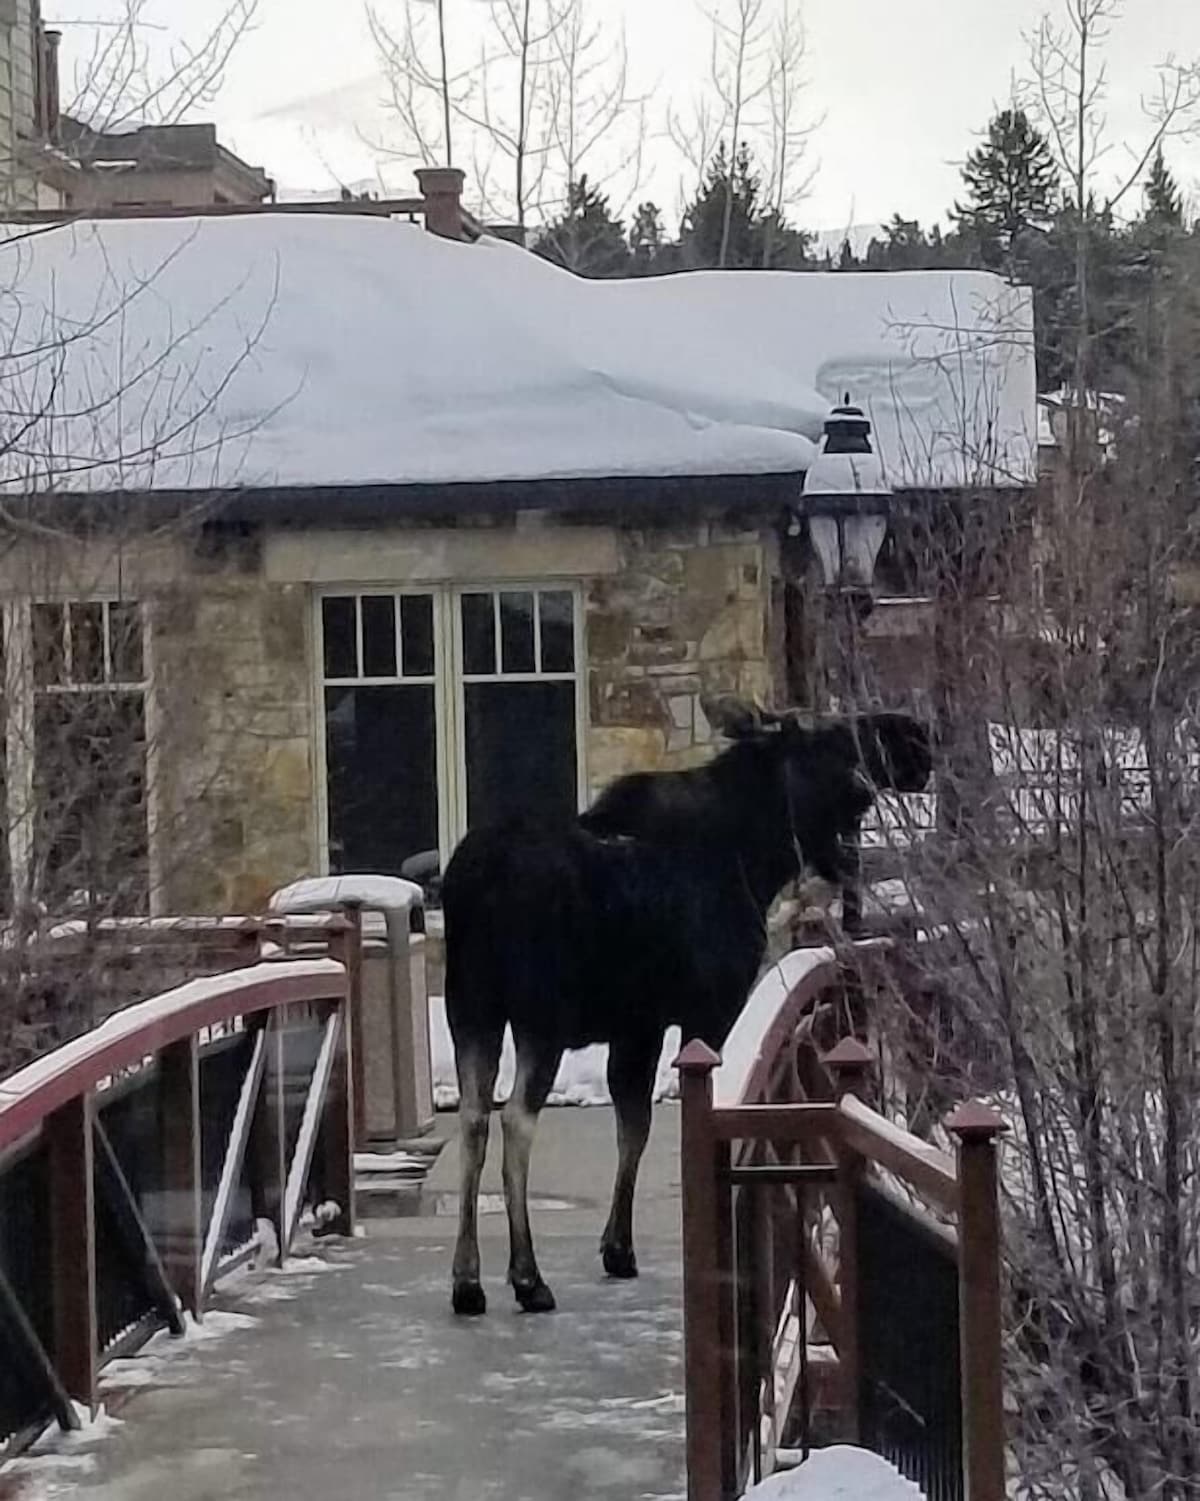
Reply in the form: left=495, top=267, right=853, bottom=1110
left=602, top=1245, right=639, bottom=1280
left=452, top=1281, right=488, bottom=1317
left=514, top=1278, right=557, bottom=1314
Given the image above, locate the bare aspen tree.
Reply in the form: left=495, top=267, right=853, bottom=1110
left=0, top=5, right=305, bottom=1072
left=370, top=0, right=561, bottom=228
left=669, top=0, right=816, bottom=268
left=371, top=0, right=641, bottom=240
left=63, top=0, right=260, bottom=134
left=761, top=0, right=816, bottom=268
left=367, top=0, right=457, bottom=168
left=822, top=12, right=1200, bottom=1487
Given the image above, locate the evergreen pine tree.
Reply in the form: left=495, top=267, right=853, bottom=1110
left=679, top=142, right=811, bottom=269
left=952, top=108, right=1060, bottom=269
left=679, top=142, right=764, bottom=268
left=532, top=175, right=630, bottom=278
left=837, top=238, right=856, bottom=270
left=865, top=216, right=933, bottom=270
left=629, top=201, right=669, bottom=275
left=1144, top=147, right=1183, bottom=228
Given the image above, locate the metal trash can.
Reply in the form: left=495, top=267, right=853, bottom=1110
left=269, top=875, right=433, bottom=1144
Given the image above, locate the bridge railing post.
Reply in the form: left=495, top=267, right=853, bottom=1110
left=249, top=1010, right=288, bottom=1266
left=948, top=1102, right=1008, bottom=1501
left=160, top=1035, right=203, bottom=1318
left=333, top=902, right=366, bottom=1146
left=677, top=1039, right=727, bottom=1501
left=47, top=1092, right=98, bottom=1412
left=320, top=923, right=358, bottom=1239
left=823, top=1037, right=874, bottom=1441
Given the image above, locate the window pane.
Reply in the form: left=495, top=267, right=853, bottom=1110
left=71, top=603, right=105, bottom=685
left=322, top=596, right=357, bottom=680
left=461, top=592, right=496, bottom=676
left=33, top=603, right=64, bottom=687
left=464, top=681, right=577, bottom=828
left=499, top=592, right=536, bottom=674
left=34, top=692, right=148, bottom=913
left=108, top=603, right=144, bottom=683
left=400, top=595, right=435, bottom=677
left=539, top=591, right=575, bottom=673
left=360, top=594, right=397, bottom=678
left=325, top=685, right=439, bottom=876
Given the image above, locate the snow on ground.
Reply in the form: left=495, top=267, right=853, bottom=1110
left=428, top=994, right=682, bottom=1108
left=747, top=1446, right=924, bottom=1499
left=0, top=215, right=1034, bottom=496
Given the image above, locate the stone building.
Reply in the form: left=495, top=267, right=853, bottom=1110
left=54, top=118, right=274, bottom=211
left=0, top=173, right=1036, bottom=916
left=0, top=0, right=61, bottom=208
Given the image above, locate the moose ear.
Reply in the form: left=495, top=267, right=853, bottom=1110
left=852, top=713, right=933, bottom=792
left=700, top=695, right=776, bottom=741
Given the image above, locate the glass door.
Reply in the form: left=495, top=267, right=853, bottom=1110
left=319, top=584, right=584, bottom=882
left=320, top=591, right=442, bottom=877
left=454, top=587, right=582, bottom=831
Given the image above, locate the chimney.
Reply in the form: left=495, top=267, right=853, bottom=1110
left=415, top=166, right=467, bottom=241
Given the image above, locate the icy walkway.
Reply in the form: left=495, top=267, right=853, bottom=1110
left=3, top=1107, right=687, bottom=1501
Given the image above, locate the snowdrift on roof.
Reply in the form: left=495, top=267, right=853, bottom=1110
left=0, top=214, right=1035, bottom=496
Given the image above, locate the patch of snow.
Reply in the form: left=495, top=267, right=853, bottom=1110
left=29, top=1403, right=123, bottom=1452
left=354, top=1151, right=427, bottom=1174
left=428, top=995, right=681, bottom=1108
left=269, top=1255, right=345, bottom=1275
left=4, top=1403, right=123, bottom=1496
left=713, top=949, right=836, bottom=1107
left=0, top=216, right=1034, bottom=496
left=747, top=1446, right=923, bottom=1498
left=269, top=873, right=423, bottom=916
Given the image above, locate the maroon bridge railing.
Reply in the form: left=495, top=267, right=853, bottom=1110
left=0, top=915, right=361, bottom=1456
left=676, top=950, right=1006, bottom=1501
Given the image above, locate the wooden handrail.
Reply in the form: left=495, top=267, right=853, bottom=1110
left=836, top=1093, right=960, bottom=1212
left=0, top=959, right=345, bottom=1153
left=677, top=942, right=1006, bottom=1501
left=0, top=952, right=357, bottom=1447
left=710, top=1103, right=839, bottom=1142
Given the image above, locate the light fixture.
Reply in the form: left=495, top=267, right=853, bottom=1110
left=795, top=401, right=893, bottom=618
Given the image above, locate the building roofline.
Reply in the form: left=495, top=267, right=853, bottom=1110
left=0, top=473, right=1031, bottom=530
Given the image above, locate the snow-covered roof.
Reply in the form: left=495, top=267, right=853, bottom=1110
left=0, top=214, right=1036, bottom=498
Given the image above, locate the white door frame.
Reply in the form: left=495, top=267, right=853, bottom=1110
left=312, top=582, right=587, bottom=876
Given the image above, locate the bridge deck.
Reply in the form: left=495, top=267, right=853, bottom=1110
left=4, top=1106, right=685, bottom=1501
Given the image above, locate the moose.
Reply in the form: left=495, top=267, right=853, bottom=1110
left=442, top=698, right=932, bottom=1316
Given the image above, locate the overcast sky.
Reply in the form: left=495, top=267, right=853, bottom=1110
left=59, top=0, right=1200, bottom=234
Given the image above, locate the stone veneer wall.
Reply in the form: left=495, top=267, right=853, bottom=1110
left=585, top=516, right=781, bottom=793
left=150, top=569, right=317, bottom=914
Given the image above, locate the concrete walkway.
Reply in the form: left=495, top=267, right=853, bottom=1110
left=4, top=1107, right=686, bottom=1501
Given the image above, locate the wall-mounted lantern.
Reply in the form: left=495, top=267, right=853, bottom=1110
left=794, top=402, right=892, bottom=620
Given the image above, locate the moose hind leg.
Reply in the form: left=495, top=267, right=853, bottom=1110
left=502, top=1037, right=561, bottom=1313
left=601, top=1035, right=660, bottom=1280
left=451, top=1027, right=502, bottom=1316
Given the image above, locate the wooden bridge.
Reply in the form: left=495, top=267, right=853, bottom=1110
left=0, top=916, right=1006, bottom=1501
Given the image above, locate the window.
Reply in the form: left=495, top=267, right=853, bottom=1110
left=318, top=587, right=583, bottom=882
left=4, top=600, right=149, bottom=915
left=321, top=592, right=440, bottom=879
left=458, top=589, right=579, bottom=830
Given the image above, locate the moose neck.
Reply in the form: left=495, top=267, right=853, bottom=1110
left=707, top=744, right=805, bottom=913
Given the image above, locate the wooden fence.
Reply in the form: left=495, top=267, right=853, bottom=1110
left=676, top=954, right=1006, bottom=1501
left=0, top=915, right=362, bottom=1457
